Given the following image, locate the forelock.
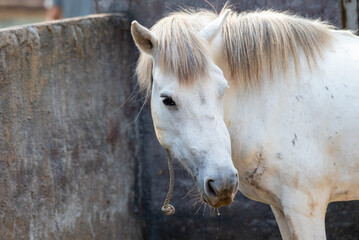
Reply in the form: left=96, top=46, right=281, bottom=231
left=135, top=11, right=217, bottom=98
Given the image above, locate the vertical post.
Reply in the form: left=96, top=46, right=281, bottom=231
left=341, top=0, right=359, bottom=32
left=94, top=0, right=99, bottom=13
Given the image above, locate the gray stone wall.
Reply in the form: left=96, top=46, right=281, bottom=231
left=0, top=14, right=142, bottom=239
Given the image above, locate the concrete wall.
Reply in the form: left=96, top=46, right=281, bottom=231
left=0, top=14, right=142, bottom=239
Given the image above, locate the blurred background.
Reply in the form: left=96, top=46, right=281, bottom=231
left=0, top=0, right=96, bottom=28
left=0, top=0, right=45, bottom=28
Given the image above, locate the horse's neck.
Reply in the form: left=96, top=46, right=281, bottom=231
left=222, top=78, right=277, bottom=130
left=218, top=41, right=305, bottom=167
left=220, top=32, right=359, bottom=170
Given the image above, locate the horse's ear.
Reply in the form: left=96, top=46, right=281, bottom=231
left=199, top=9, right=230, bottom=43
left=131, top=21, right=158, bottom=56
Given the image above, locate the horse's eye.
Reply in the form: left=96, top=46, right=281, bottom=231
left=162, top=97, right=176, bottom=106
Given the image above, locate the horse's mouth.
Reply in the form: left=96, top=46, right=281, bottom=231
left=201, top=194, right=234, bottom=208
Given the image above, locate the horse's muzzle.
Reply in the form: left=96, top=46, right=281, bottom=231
left=202, top=169, right=239, bottom=208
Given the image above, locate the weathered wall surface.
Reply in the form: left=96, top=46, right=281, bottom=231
left=95, top=0, right=343, bottom=28
left=0, top=14, right=142, bottom=239
left=95, top=1, right=359, bottom=240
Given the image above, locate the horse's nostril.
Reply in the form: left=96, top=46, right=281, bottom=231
left=206, top=179, right=217, bottom=197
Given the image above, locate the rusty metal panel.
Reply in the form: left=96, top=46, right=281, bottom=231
left=0, top=14, right=142, bottom=239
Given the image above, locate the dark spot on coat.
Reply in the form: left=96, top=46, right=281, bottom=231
left=292, top=134, right=297, bottom=146
left=295, top=95, right=303, bottom=101
left=246, top=152, right=265, bottom=186
left=200, top=93, right=206, bottom=105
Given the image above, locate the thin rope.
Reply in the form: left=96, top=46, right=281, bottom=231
left=161, top=149, right=175, bottom=216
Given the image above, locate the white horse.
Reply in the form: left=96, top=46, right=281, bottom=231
left=131, top=7, right=359, bottom=240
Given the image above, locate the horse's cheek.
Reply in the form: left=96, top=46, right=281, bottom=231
left=153, top=125, right=164, bottom=144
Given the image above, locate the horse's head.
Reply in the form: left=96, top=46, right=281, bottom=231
left=131, top=10, right=238, bottom=208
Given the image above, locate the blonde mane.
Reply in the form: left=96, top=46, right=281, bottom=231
left=223, top=9, right=335, bottom=88
left=136, top=8, right=336, bottom=95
